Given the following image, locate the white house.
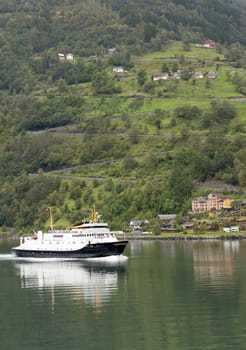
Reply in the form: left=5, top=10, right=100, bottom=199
left=152, top=73, right=169, bottom=81
left=206, top=71, right=217, bottom=79
left=58, top=53, right=65, bottom=60
left=108, top=48, right=116, bottom=54
left=66, top=53, right=74, bottom=61
left=113, top=67, right=125, bottom=73
left=193, top=72, right=204, bottom=79
left=58, top=53, right=74, bottom=61
left=129, top=219, right=149, bottom=231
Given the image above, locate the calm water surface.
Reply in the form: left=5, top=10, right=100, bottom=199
left=1, top=239, right=246, bottom=350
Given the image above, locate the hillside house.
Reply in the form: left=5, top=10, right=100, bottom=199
left=152, top=73, right=169, bottom=81
left=113, top=66, right=125, bottom=73
left=204, top=39, right=216, bottom=48
left=193, top=72, right=204, bottom=79
left=108, top=48, right=116, bottom=54
left=152, top=72, right=181, bottom=81
left=66, top=53, right=74, bottom=61
left=58, top=53, right=65, bottom=60
left=58, top=53, right=74, bottom=61
left=206, top=71, right=217, bottom=79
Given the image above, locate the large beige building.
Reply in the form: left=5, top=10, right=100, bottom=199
left=192, top=193, right=232, bottom=213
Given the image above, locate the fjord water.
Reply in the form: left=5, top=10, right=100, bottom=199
left=1, top=239, right=246, bottom=350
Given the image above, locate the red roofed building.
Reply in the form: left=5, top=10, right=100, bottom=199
left=204, top=39, right=216, bottom=48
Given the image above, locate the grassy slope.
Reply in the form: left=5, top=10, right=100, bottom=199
left=1, top=40, right=245, bottom=232
left=48, top=41, right=246, bottom=185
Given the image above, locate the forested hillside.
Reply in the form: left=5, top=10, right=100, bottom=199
left=0, top=0, right=245, bottom=232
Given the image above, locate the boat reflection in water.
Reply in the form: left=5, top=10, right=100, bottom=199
left=14, top=256, right=127, bottom=313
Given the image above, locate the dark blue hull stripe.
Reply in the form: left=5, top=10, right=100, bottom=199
left=13, top=241, right=128, bottom=258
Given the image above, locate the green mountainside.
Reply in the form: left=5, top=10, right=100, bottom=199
left=0, top=0, right=245, bottom=233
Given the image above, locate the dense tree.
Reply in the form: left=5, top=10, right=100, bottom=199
left=180, top=70, right=192, bottom=82
left=137, top=69, right=147, bottom=86
left=174, top=106, right=201, bottom=120
left=210, top=99, right=236, bottom=124
left=92, top=71, right=121, bottom=94
left=108, top=51, right=134, bottom=70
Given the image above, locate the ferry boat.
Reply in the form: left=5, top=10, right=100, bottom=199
left=12, top=207, right=128, bottom=259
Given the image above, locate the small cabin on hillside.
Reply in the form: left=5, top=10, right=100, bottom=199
left=204, top=39, right=216, bottom=48
left=152, top=73, right=169, bottom=81
left=206, top=71, right=217, bottom=79
left=193, top=71, right=204, bottom=79
left=113, top=66, right=125, bottom=73
left=66, top=53, right=74, bottom=61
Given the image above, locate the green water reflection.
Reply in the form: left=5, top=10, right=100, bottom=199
left=0, top=239, right=246, bottom=350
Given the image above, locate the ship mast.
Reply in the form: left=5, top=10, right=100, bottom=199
left=91, top=205, right=98, bottom=223
left=48, top=207, right=54, bottom=230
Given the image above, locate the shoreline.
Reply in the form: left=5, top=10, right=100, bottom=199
left=123, top=234, right=246, bottom=241
left=1, top=233, right=246, bottom=241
